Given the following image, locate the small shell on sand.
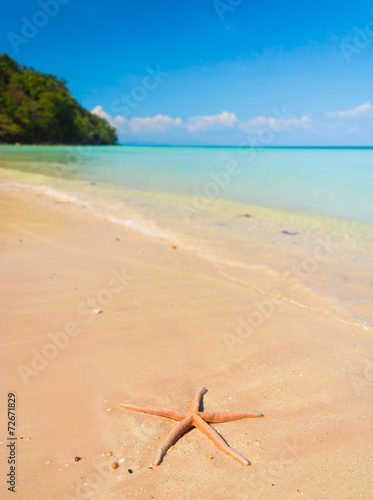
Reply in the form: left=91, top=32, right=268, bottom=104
left=111, top=462, right=119, bottom=469
left=92, top=309, right=103, bottom=314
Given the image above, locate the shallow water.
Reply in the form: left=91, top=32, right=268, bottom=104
left=0, top=145, right=372, bottom=329
left=1, top=145, right=373, bottom=224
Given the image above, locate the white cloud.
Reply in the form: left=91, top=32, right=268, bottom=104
left=113, top=115, right=126, bottom=124
left=186, top=111, right=238, bottom=132
left=91, top=105, right=112, bottom=121
left=326, top=102, right=372, bottom=118
left=91, top=105, right=311, bottom=137
left=91, top=106, right=124, bottom=128
left=128, top=115, right=182, bottom=133
left=91, top=107, right=181, bottom=133
left=239, top=114, right=311, bottom=132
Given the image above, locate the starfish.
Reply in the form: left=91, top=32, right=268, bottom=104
left=119, top=387, right=263, bottom=466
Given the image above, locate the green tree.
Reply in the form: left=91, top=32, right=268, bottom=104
left=0, top=54, right=117, bottom=145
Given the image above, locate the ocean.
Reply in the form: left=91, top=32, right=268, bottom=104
left=0, top=145, right=372, bottom=329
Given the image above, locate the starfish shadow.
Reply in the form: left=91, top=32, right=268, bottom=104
left=119, top=387, right=263, bottom=466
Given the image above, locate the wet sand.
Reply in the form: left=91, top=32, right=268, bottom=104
left=0, top=188, right=372, bottom=499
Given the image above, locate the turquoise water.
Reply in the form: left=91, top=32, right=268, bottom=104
left=0, top=145, right=372, bottom=225
left=1, top=145, right=372, bottom=328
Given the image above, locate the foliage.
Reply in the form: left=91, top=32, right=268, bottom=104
left=0, top=54, right=117, bottom=145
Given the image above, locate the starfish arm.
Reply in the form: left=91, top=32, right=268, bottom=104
left=154, top=415, right=194, bottom=466
left=200, top=411, right=263, bottom=422
left=119, top=403, right=186, bottom=421
left=188, top=387, right=208, bottom=413
left=194, top=415, right=250, bottom=466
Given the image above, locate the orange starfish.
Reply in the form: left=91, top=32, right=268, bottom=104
left=119, top=387, right=263, bottom=466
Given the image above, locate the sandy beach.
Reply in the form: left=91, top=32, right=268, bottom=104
left=2, top=0, right=373, bottom=496
left=0, top=184, right=372, bottom=500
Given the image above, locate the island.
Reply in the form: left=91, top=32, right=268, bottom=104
left=0, top=54, right=117, bottom=145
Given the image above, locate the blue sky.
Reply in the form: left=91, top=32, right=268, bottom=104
left=1, top=0, right=373, bottom=145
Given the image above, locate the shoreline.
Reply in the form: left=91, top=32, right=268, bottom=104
left=0, top=183, right=372, bottom=499
left=2, top=143, right=373, bottom=149
left=1, top=145, right=373, bottom=229
left=1, top=166, right=372, bottom=330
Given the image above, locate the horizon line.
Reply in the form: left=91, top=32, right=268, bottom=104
left=1, top=144, right=373, bottom=149
left=116, top=144, right=373, bottom=149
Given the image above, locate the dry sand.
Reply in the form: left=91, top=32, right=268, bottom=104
left=0, top=188, right=372, bottom=499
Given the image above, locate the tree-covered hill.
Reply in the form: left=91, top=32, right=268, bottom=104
left=0, top=54, right=117, bottom=145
